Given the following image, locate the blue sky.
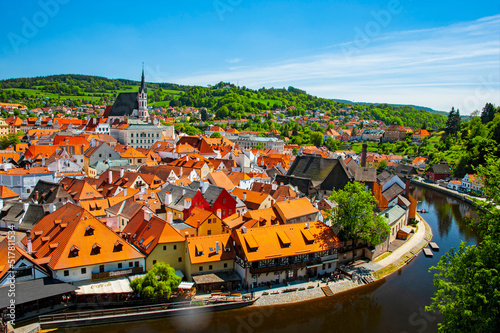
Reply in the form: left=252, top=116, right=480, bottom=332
left=0, top=0, right=499, bottom=113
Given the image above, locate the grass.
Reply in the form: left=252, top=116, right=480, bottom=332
left=373, top=252, right=392, bottom=262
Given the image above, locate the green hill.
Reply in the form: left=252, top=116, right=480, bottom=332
left=0, top=74, right=446, bottom=129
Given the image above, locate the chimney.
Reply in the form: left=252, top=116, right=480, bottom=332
left=165, top=191, right=172, bottom=205
left=120, top=168, right=124, bottom=178
left=361, top=143, right=367, bottom=167
left=180, top=167, right=183, bottom=177
left=0, top=199, right=3, bottom=211
left=26, top=230, right=32, bottom=255
left=216, top=209, right=222, bottom=219
left=166, top=211, right=173, bottom=224
left=49, top=203, right=56, bottom=213
left=215, top=241, right=220, bottom=254
left=184, top=198, right=191, bottom=210
left=23, top=202, right=30, bottom=212
left=242, top=192, right=247, bottom=202
left=108, top=170, right=113, bottom=184
left=241, top=226, right=247, bottom=234
left=271, top=183, right=277, bottom=191
left=123, top=188, right=127, bottom=197
left=199, top=180, right=204, bottom=190
left=150, top=192, right=155, bottom=199
left=42, top=155, right=45, bottom=166
left=185, top=155, right=189, bottom=162
left=305, top=222, right=309, bottom=229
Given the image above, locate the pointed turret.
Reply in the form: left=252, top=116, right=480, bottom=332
left=138, top=63, right=148, bottom=120
left=139, top=63, right=147, bottom=93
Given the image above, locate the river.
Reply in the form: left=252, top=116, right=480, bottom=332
left=74, top=186, right=479, bottom=333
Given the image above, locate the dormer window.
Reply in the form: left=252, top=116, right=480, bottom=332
left=91, top=243, right=101, bottom=255
left=85, top=225, right=94, bottom=236
left=69, top=245, right=79, bottom=258
left=113, top=241, right=123, bottom=252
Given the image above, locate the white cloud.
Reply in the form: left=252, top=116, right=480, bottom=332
left=225, top=58, right=242, bottom=64
left=174, top=15, right=500, bottom=114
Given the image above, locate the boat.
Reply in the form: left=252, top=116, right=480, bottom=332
left=39, top=297, right=258, bottom=329
left=423, top=248, right=433, bottom=257
left=429, top=242, right=440, bottom=251
left=418, top=209, right=428, bottom=213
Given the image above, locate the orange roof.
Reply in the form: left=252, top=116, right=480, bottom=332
left=120, top=147, right=147, bottom=159
left=208, top=171, right=235, bottom=191
left=186, top=233, right=235, bottom=264
left=183, top=207, right=215, bottom=228
left=24, top=145, right=59, bottom=159
left=232, top=188, right=271, bottom=209
left=273, top=197, right=319, bottom=221
left=244, top=208, right=277, bottom=225
left=223, top=213, right=245, bottom=229
left=22, top=204, right=145, bottom=270
left=0, top=185, right=20, bottom=199
left=4, top=167, right=51, bottom=175
left=234, top=222, right=341, bottom=262
left=123, top=211, right=185, bottom=254
left=79, top=199, right=110, bottom=217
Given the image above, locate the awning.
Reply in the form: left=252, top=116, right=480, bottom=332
left=0, top=278, right=76, bottom=308
left=174, top=270, right=184, bottom=278
left=75, top=277, right=132, bottom=295
left=178, top=282, right=194, bottom=290
left=321, top=259, right=339, bottom=264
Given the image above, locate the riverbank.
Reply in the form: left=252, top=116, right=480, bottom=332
left=243, top=216, right=433, bottom=308
left=411, top=178, right=489, bottom=211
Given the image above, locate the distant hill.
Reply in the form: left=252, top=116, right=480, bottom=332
left=332, top=99, right=445, bottom=115
left=0, top=74, right=447, bottom=129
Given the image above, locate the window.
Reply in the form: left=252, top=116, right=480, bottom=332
left=99, top=154, right=102, bottom=158
left=199, top=266, right=203, bottom=272
left=81, top=268, right=86, bottom=274
left=207, top=230, right=211, bottom=235
left=135, top=261, right=139, bottom=267
left=64, top=270, right=69, bottom=276
left=209, top=265, right=213, bottom=270
left=163, top=245, right=166, bottom=251
left=91, top=243, right=101, bottom=255
left=85, top=226, right=94, bottom=236
left=224, top=263, right=228, bottom=268
left=153, top=260, right=157, bottom=265
left=178, top=257, right=182, bottom=262
left=288, top=270, right=293, bottom=278
left=129, top=262, right=133, bottom=268
left=222, top=210, right=225, bottom=216
left=253, top=275, right=257, bottom=284
left=173, top=245, right=177, bottom=250
left=99, top=265, right=104, bottom=273
left=222, top=198, right=226, bottom=204
left=118, top=263, right=122, bottom=269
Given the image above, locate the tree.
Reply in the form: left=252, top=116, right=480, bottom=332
left=426, top=156, right=500, bottom=332
left=328, top=182, right=390, bottom=263
left=0, top=134, right=20, bottom=149
left=421, top=120, right=427, bottom=130
left=480, top=103, right=496, bottom=124
left=325, top=137, right=339, bottom=152
left=200, top=109, right=208, bottom=121
left=210, top=132, right=222, bottom=138
left=377, top=160, right=387, bottom=173
left=130, top=262, right=181, bottom=300
left=292, top=147, right=299, bottom=156
left=310, top=132, right=324, bottom=147
left=445, top=107, right=461, bottom=136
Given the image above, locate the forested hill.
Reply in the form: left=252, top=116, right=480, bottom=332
left=0, top=74, right=446, bottom=129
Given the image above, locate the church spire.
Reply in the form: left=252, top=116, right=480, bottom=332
left=140, top=62, right=146, bottom=93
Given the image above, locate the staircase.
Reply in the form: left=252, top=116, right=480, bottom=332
left=321, top=286, right=334, bottom=297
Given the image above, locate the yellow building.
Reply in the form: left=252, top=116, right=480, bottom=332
left=0, top=118, right=10, bottom=137
left=185, top=233, right=235, bottom=281
left=184, top=207, right=226, bottom=236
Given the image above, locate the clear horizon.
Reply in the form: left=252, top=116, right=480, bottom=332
left=1, top=0, right=499, bottom=114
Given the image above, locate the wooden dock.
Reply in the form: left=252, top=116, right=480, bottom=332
left=429, top=242, right=439, bottom=251
left=423, top=248, right=433, bottom=257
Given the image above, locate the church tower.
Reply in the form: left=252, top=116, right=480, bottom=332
left=138, top=64, right=148, bottom=119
